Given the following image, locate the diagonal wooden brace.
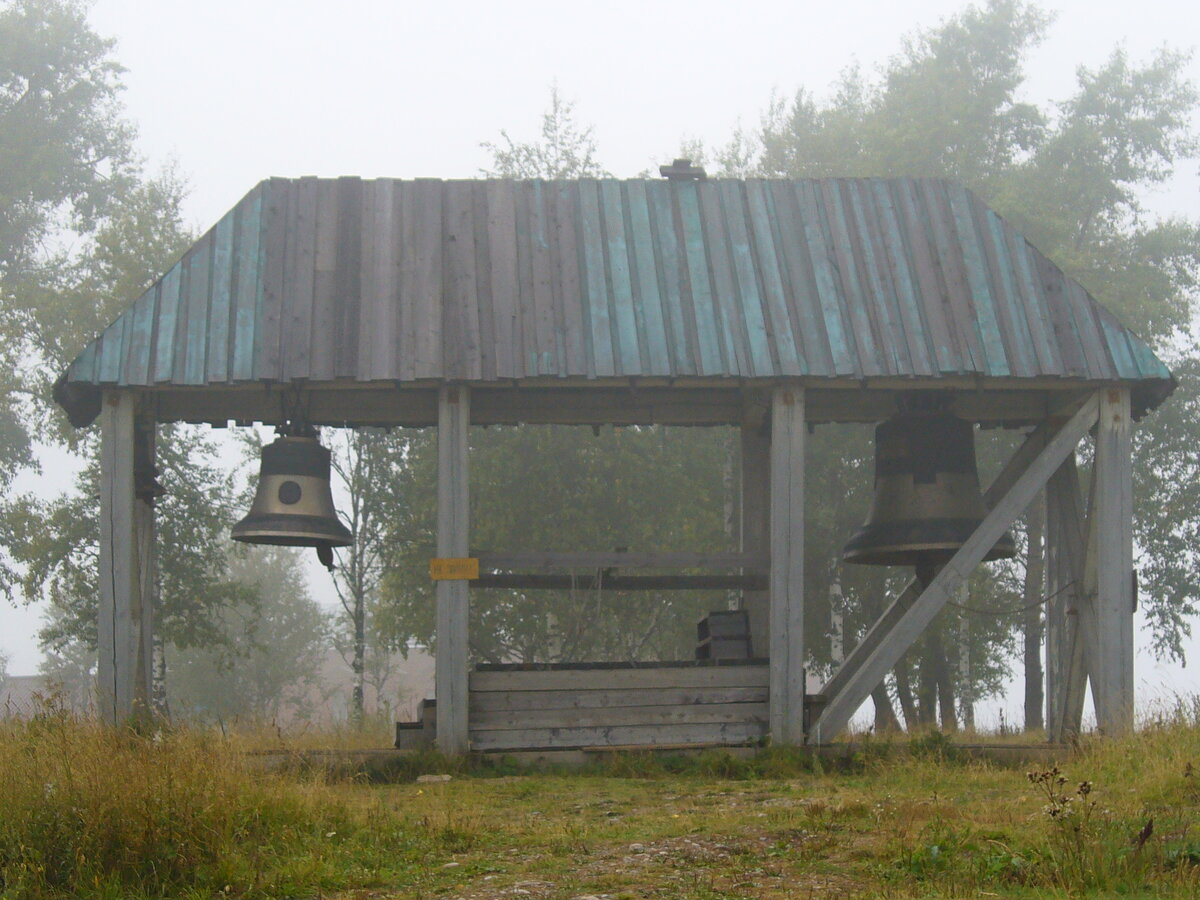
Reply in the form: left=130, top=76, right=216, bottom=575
left=809, top=395, right=1100, bottom=743
left=818, top=420, right=1052, bottom=707
left=1047, top=454, right=1100, bottom=742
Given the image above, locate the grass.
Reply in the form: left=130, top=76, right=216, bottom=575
left=2, top=699, right=1199, bottom=898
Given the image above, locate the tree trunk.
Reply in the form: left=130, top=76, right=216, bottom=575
left=917, top=633, right=939, bottom=726
left=152, top=631, right=169, bottom=720
left=958, top=609, right=974, bottom=730
left=1024, top=495, right=1046, bottom=732
left=352, top=589, right=365, bottom=722
left=871, top=682, right=901, bottom=733
left=893, top=660, right=919, bottom=730
left=932, top=629, right=957, bottom=731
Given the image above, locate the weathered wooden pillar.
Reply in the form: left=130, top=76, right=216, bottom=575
left=769, top=386, right=805, bottom=744
left=740, top=394, right=770, bottom=658
left=1043, top=469, right=1068, bottom=736
left=1046, top=452, right=1096, bottom=742
left=435, top=385, right=471, bottom=755
left=1093, top=388, right=1134, bottom=733
left=98, top=392, right=155, bottom=724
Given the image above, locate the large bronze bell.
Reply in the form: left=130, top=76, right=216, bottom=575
left=232, top=432, right=352, bottom=567
left=843, top=409, right=1015, bottom=571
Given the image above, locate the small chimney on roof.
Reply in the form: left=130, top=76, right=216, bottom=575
left=659, top=158, right=707, bottom=181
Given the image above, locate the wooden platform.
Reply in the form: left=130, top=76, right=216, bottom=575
left=467, top=661, right=771, bottom=752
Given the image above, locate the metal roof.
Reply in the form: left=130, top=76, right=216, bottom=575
left=56, top=176, right=1173, bottom=425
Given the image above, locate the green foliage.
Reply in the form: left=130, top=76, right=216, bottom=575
left=745, top=0, right=1200, bottom=680
left=18, top=169, right=191, bottom=382
left=1132, top=357, right=1200, bottom=661
left=758, top=0, right=1050, bottom=186
left=325, top=428, right=414, bottom=721
left=378, top=425, right=734, bottom=663
left=480, top=84, right=607, bottom=179
left=0, top=0, right=135, bottom=280
left=168, top=546, right=328, bottom=723
left=9, top=426, right=247, bottom=659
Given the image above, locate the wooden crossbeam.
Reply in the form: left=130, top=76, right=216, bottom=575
left=808, top=395, right=1100, bottom=743
left=471, top=574, right=766, bottom=591
left=474, top=551, right=768, bottom=571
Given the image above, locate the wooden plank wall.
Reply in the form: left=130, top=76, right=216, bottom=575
left=468, top=665, right=769, bottom=752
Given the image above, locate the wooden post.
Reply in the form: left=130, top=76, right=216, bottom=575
left=1046, top=453, right=1094, bottom=741
left=436, top=385, right=471, bottom=754
left=98, top=392, right=155, bottom=724
left=740, top=396, right=770, bottom=658
left=769, top=386, right=805, bottom=744
left=1044, top=465, right=1068, bottom=736
left=1093, top=388, right=1134, bottom=733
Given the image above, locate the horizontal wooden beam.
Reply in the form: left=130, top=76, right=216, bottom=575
left=471, top=573, right=766, bottom=591
left=475, top=551, right=768, bottom=570
left=141, top=383, right=1094, bottom=428
left=470, top=663, right=769, bottom=692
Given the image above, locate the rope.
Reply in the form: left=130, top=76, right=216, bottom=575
left=944, top=579, right=1078, bottom=617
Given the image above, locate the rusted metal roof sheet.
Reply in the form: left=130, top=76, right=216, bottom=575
left=57, top=176, right=1173, bottom=424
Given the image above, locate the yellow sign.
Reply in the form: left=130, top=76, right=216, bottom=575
left=429, top=557, right=480, bottom=580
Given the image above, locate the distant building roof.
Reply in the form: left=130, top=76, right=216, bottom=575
left=56, top=176, right=1173, bottom=426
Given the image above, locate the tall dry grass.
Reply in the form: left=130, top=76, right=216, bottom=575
left=0, top=704, right=428, bottom=898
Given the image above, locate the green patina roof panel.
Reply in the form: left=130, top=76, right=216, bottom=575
left=56, top=176, right=1174, bottom=425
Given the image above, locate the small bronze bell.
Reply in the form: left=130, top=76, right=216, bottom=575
left=232, top=431, right=352, bottom=567
left=843, top=408, right=1015, bottom=570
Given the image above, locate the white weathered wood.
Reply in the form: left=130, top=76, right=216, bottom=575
left=133, top=419, right=157, bottom=712
left=1044, top=462, right=1069, bottom=737
left=740, top=402, right=771, bottom=660
left=769, top=387, right=806, bottom=744
left=469, top=684, right=769, bottom=712
left=471, top=720, right=766, bottom=752
left=435, top=385, right=471, bottom=754
left=809, top=395, right=1100, bottom=743
left=469, top=663, right=770, bottom=693
left=475, top=551, right=767, bottom=570
left=1093, top=388, right=1134, bottom=733
left=98, top=393, right=155, bottom=724
left=1044, top=459, right=1072, bottom=736
left=1046, top=454, right=1097, bottom=741
left=471, top=701, right=768, bottom=731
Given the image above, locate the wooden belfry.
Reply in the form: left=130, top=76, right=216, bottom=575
left=56, top=175, right=1171, bottom=751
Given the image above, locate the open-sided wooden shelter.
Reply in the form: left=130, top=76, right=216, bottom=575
left=55, top=174, right=1173, bottom=752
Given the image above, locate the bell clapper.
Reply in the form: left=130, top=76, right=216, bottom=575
left=317, top=544, right=336, bottom=572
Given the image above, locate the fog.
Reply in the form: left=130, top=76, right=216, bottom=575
left=4, top=0, right=1199, bottom=730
